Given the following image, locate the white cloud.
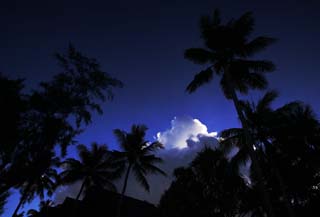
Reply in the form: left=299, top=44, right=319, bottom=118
left=156, top=116, right=217, bottom=149
left=54, top=116, right=219, bottom=205
left=122, top=116, right=219, bottom=204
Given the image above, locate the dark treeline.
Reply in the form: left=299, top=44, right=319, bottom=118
left=0, top=9, right=320, bottom=217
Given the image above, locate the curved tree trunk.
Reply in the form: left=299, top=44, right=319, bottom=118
left=71, top=178, right=87, bottom=217
left=12, top=183, right=31, bottom=217
left=76, top=178, right=87, bottom=201
left=117, top=163, right=132, bottom=217
left=224, top=69, right=276, bottom=217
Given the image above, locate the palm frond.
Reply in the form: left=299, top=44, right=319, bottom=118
left=142, top=162, right=167, bottom=176
left=238, top=60, right=275, bottom=73
left=186, top=67, right=213, bottom=93
left=184, top=48, right=213, bottom=64
left=241, top=36, right=277, bottom=57
left=142, top=141, right=164, bottom=155
left=113, top=129, right=127, bottom=150
left=231, top=12, right=254, bottom=38
left=77, top=144, right=91, bottom=162
left=132, top=165, right=150, bottom=192
left=220, top=128, right=243, bottom=138
left=256, top=90, right=278, bottom=113
left=244, top=72, right=268, bottom=91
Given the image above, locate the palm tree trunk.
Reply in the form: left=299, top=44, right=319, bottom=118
left=76, top=178, right=87, bottom=201
left=117, top=163, right=132, bottom=217
left=12, top=183, right=30, bottom=217
left=71, top=178, right=87, bottom=217
left=121, top=164, right=132, bottom=195
left=224, top=70, right=275, bottom=217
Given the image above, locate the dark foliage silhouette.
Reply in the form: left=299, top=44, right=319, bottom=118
left=221, top=92, right=320, bottom=216
left=0, top=45, right=122, bottom=215
left=113, top=124, right=166, bottom=216
left=60, top=143, right=123, bottom=200
left=159, top=147, right=249, bottom=217
left=184, top=10, right=276, bottom=217
left=12, top=151, right=59, bottom=216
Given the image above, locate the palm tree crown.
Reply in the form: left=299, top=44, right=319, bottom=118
left=113, top=124, right=166, bottom=193
left=12, top=151, right=59, bottom=217
left=185, top=10, right=276, bottom=98
left=60, top=143, right=123, bottom=200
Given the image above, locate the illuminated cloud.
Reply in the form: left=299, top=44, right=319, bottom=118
left=121, top=116, right=219, bottom=204
left=54, top=116, right=219, bottom=205
left=156, top=116, right=217, bottom=149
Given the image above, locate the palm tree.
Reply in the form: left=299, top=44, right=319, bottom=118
left=12, top=151, right=59, bottom=217
left=184, top=10, right=276, bottom=217
left=220, top=91, right=297, bottom=216
left=113, top=124, right=166, bottom=216
left=221, top=91, right=320, bottom=216
left=59, top=142, right=123, bottom=201
left=220, top=91, right=278, bottom=163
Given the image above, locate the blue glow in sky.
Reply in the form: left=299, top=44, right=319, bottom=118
left=1, top=0, right=320, bottom=216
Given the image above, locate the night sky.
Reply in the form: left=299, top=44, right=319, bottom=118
left=1, top=0, right=320, bottom=216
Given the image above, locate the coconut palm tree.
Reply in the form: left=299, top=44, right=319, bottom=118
left=220, top=91, right=278, bottom=162
left=59, top=142, right=123, bottom=201
left=220, top=91, right=294, bottom=216
left=184, top=10, right=276, bottom=217
left=221, top=91, right=320, bottom=216
left=113, top=124, right=166, bottom=216
left=12, top=151, right=59, bottom=217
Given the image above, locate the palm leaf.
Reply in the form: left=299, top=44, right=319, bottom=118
left=243, top=72, right=268, bottom=90
left=186, top=67, right=213, bottom=93
left=132, top=165, right=150, bottom=192
left=184, top=48, right=213, bottom=64
left=231, top=12, right=254, bottom=38
left=237, top=60, right=275, bottom=73
left=242, top=36, right=277, bottom=57
left=256, top=90, right=278, bottom=113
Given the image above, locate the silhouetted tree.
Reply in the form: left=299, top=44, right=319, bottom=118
left=0, top=44, right=123, bottom=213
left=184, top=10, right=276, bottom=217
left=113, top=124, right=166, bottom=216
left=0, top=75, right=25, bottom=168
left=268, top=102, right=320, bottom=217
left=60, top=143, right=123, bottom=200
left=12, top=151, right=59, bottom=217
left=221, top=92, right=320, bottom=216
left=159, top=147, right=249, bottom=217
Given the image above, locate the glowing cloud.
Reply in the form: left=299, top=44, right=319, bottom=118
left=156, top=116, right=217, bottom=149
left=54, top=116, right=219, bottom=205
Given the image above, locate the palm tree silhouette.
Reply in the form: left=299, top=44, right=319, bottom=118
left=113, top=124, right=166, bottom=216
left=221, top=91, right=320, bottom=217
left=12, top=151, right=59, bottom=217
left=184, top=10, right=276, bottom=217
left=220, top=91, right=278, bottom=164
left=60, top=143, right=123, bottom=201
left=220, top=91, right=297, bottom=216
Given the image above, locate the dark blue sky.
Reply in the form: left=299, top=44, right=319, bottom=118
left=1, top=0, right=320, bottom=215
